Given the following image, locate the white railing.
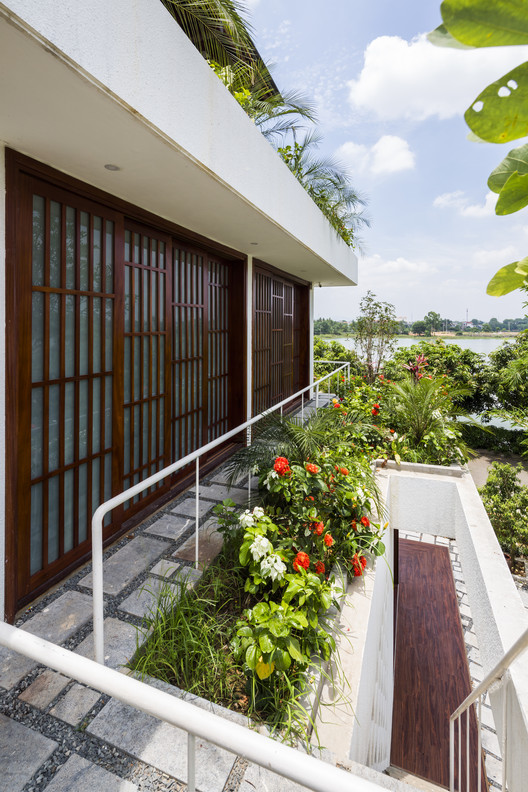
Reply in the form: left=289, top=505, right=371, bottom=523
left=450, top=626, right=528, bottom=792
left=0, top=621, right=387, bottom=792
left=91, top=362, right=351, bottom=665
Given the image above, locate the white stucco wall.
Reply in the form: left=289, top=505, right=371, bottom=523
left=0, top=0, right=357, bottom=286
left=0, top=142, right=5, bottom=621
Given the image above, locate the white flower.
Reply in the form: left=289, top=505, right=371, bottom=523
left=239, top=510, right=255, bottom=528
left=260, top=553, right=286, bottom=581
left=250, top=535, right=272, bottom=560
left=252, top=506, right=265, bottom=519
left=264, top=470, right=278, bottom=488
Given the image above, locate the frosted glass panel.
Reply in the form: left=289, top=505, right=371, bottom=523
left=79, top=296, right=88, bottom=376
left=133, top=405, right=140, bottom=469
left=124, top=266, right=131, bottom=332
left=93, top=216, right=102, bottom=292
left=93, top=297, right=101, bottom=373
left=105, top=221, right=114, bottom=292
left=143, top=336, right=149, bottom=398
left=104, top=453, right=112, bottom=527
left=124, top=408, right=130, bottom=476
left=48, top=476, right=59, bottom=564
left=49, top=294, right=60, bottom=380
left=105, top=299, right=113, bottom=370
left=134, top=269, right=140, bottom=332
left=49, top=384, right=60, bottom=471
left=159, top=274, right=165, bottom=331
left=31, top=388, right=43, bottom=479
left=152, top=336, right=158, bottom=396
left=92, top=457, right=100, bottom=517
left=30, top=483, right=43, bottom=575
left=80, top=212, right=89, bottom=291
left=79, top=379, right=88, bottom=459
left=105, top=376, right=112, bottom=445
left=134, top=337, right=140, bottom=400
left=32, top=292, right=44, bottom=383
left=124, top=229, right=131, bottom=262
left=66, top=206, right=75, bottom=289
left=64, top=469, right=74, bottom=553
left=124, top=337, right=131, bottom=403
left=64, top=382, right=74, bottom=466
left=143, top=402, right=149, bottom=465
left=92, top=378, right=101, bottom=454
left=78, top=463, right=87, bottom=542
left=151, top=271, right=157, bottom=330
left=32, top=195, right=45, bottom=286
left=50, top=201, right=61, bottom=288
left=65, top=295, right=75, bottom=377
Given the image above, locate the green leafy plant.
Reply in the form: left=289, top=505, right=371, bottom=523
left=479, top=461, right=528, bottom=558
left=429, top=0, right=528, bottom=295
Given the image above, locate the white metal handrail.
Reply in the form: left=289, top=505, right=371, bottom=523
left=0, top=621, right=387, bottom=792
left=450, top=626, right=528, bottom=792
left=91, top=362, right=351, bottom=665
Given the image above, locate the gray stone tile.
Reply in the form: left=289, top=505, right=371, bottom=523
left=43, top=754, right=137, bottom=792
left=87, top=699, right=234, bottom=792
left=188, top=483, right=250, bottom=506
left=210, top=467, right=246, bottom=486
left=150, top=559, right=182, bottom=579
left=0, top=713, right=57, bottom=792
left=242, top=763, right=312, bottom=792
left=144, top=515, right=192, bottom=541
left=118, top=578, right=183, bottom=619
left=79, top=536, right=169, bottom=595
left=170, top=498, right=213, bottom=519
left=19, top=670, right=70, bottom=709
left=1, top=592, right=93, bottom=689
left=173, top=566, right=202, bottom=587
left=74, top=617, right=141, bottom=670
left=49, top=683, right=101, bottom=726
left=172, top=518, right=223, bottom=566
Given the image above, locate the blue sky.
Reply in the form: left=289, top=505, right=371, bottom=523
left=246, top=0, right=528, bottom=323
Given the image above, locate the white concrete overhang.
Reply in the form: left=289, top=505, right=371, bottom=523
left=0, top=0, right=357, bottom=287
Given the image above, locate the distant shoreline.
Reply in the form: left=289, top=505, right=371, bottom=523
left=317, top=332, right=519, bottom=341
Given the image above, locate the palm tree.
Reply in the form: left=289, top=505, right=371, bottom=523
left=278, top=132, right=369, bottom=248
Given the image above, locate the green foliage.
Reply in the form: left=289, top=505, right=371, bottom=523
left=479, top=462, right=528, bottom=557
left=278, top=134, right=369, bottom=248
left=429, top=0, right=528, bottom=294
left=461, top=423, right=526, bottom=454
left=354, top=291, right=398, bottom=383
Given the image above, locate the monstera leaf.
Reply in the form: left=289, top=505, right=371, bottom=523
left=487, top=258, right=528, bottom=296
left=488, top=143, right=528, bottom=192
left=440, top=0, right=528, bottom=47
left=465, top=63, right=528, bottom=144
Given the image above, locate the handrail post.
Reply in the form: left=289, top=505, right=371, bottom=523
left=502, top=679, right=507, bottom=792
left=450, top=716, right=454, bottom=792
left=92, top=507, right=105, bottom=665
left=195, top=459, right=200, bottom=570
left=316, top=383, right=319, bottom=409
left=301, top=392, right=304, bottom=421
left=188, top=733, right=196, bottom=792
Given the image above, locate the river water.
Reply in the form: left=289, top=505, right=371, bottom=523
left=326, top=335, right=515, bottom=357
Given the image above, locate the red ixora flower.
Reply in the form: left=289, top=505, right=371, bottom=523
left=351, top=520, right=357, bottom=531
left=293, top=551, right=310, bottom=572
left=314, top=561, right=325, bottom=575
left=323, top=533, right=334, bottom=547
left=340, top=467, right=349, bottom=476
left=371, top=402, right=380, bottom=416
left=312, top=521, right=324, bottom=536
left=360, top=516, right=370, bottom=528
left=274, top=456, right=291, bottom=476
left=305, top=462, right=320, bottom=475
left=351, top=553, right=367, bottom=577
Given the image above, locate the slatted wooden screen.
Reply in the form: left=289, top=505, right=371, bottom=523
left=8, top=155, right=243, bottom=613
left=252, top=266, right=306, bottom=415
left=26, top=184, right=117, bottom=588
left=123, top=225, right=170, bottom=513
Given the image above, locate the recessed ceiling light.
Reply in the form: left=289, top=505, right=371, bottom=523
left=104, top=164, right=121, bottom=171
left=250, top=242, right=258, bottom=246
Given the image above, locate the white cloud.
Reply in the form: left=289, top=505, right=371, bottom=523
left=472, top=245, right=519, bottom=267
left=360, top=253, right=437, bottom=280
left=336, top=135, right=415, bottom=177
left=245, top=0, right=261, bottom=8
left=347, top=34, right=528, bottom=121
left=433, top=190, right=496, bottom=217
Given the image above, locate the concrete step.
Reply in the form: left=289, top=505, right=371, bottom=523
left=385, top=766, right=448, bottom=792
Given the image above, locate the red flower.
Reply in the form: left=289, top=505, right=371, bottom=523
left=323, top=533, right=334, bottom=547
left=351, top=520, right=357, bottom=531
left=340, top=467, right=349, bottom=476
left=305, top=495, right=315, bottom=501
left=293, top=551, right=310, bottom=572
left=371, top=407, right=379, bottom=416
left=274, top=456, right=291, bottom=476
left=312, top=521, right=324, bottom=536
left=390, top=429, right=395, bottom=434
left=314, top=561, right=325, bottom=575
left=305, top=463, right=320, bottom=474
left=360, top=516, right=370, bottom=528
left=351, top=553, right=367, bottom=577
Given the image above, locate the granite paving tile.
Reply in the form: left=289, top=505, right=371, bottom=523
left=87, top=698, right=234, bottom=792
left=172, top=518, right=223, bottom=565
left=43, top=754, right=138, bottom=792
left=143, top=515, right=191, bottom=541
left=170, top=498, right=213, bottom=519
left=79, top=536, right=169, bottom=595
left=188, top=483, right=249, bottom=506
left=150, top=559, right=182, bottom=579
left=18, top=669, right=70, bottom=709
left=241, top=763, right=312, bottom=792
left=74, top=617, right=141, bottom=670
left=49, top=683, right=101, bottom=726
left=118, top=578, right=183, bottom=619
left=0, top=713, right=57, bottom=792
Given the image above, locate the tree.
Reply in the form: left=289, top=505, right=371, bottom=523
left=412, top=320, right=427, bottom=336
left=278, top=132, right=369, bottom=248
left=425, top=311, right=442, bottom=335
left=429, top=0, right=528, bottom=296
left=354, top=291, right=398, bottom=382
